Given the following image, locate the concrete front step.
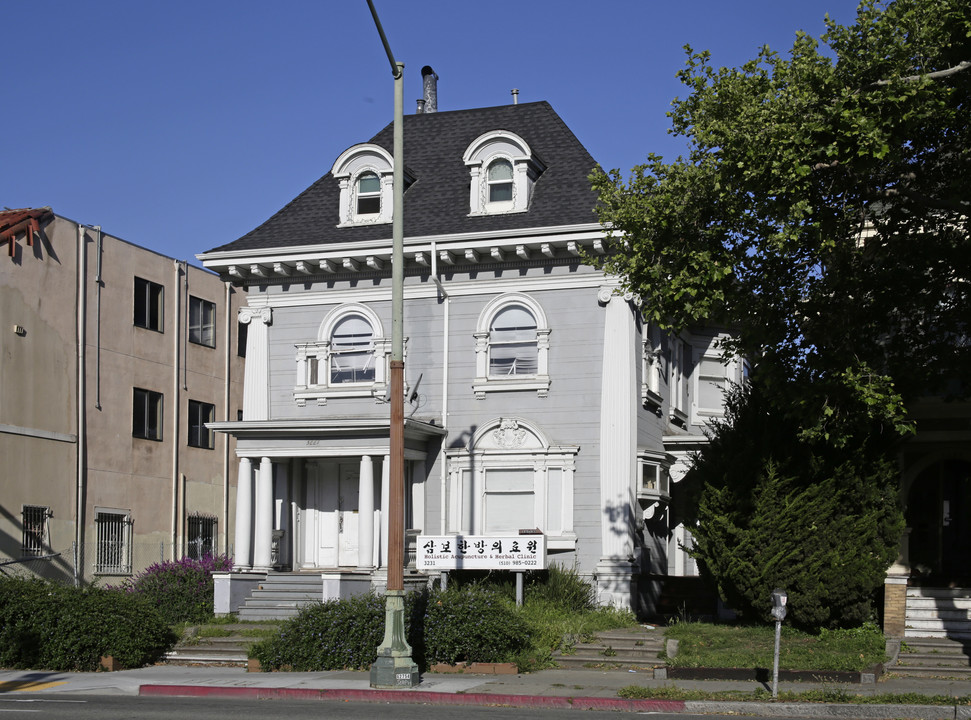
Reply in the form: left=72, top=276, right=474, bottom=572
left=162, top=624, right=277, bottom=667
left=553, top=626, right=664, bottom=671
left=891, top=664, right=971, bottom=678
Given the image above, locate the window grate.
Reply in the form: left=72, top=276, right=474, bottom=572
left=22, top=505, right=50, bottom=555
left=187, top=513, right=217, bottom=560
left=95, top=511, right=132, bottom=574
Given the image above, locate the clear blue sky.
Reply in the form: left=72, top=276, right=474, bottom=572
left=4, top=0, right=858, bottom=266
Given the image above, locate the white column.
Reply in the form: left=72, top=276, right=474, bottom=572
left=380, top=453, right=390, bottom=567
left=358, top=455, right=375, bottom=570
left=596, top=286, right=638, bottom=607
left=234, top=457, right=254, bottom=570
left=253, top=457, right=274, bottom=571
left=239, top=307, right=272, bottom=421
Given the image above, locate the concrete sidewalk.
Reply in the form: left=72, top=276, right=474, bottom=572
left=3, top=664, right=971, bottom=718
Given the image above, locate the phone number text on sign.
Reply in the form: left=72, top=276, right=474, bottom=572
left=417, top=535, right=547, bottom=571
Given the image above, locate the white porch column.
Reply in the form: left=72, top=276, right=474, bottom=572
left=596, top=285, right=638, bottom=607
left=379, top=453, right=390, bottom=567
left=234, top=457, right=254, bottom=571
left=239, top=307, right=272, bottom=420
left=253, top=457, right=274, bottom=571
left=358, top=455, right=375, bottom=570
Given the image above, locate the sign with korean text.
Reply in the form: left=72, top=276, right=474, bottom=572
left=417, top=535, right=547, bottom=571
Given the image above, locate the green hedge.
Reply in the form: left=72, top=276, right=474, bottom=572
left=252, top=585, right=530, bottom=671
left=0, top=577, right=175, bottom=670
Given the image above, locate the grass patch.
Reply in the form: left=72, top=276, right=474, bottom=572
left=663, top=621, right=886, bottom=672
left=618, top=685, right=971, bottom=705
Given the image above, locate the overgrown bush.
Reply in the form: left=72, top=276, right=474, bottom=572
left=122, top=554, right=232, bottom=625
left=683, top=379, right=905, bottom=630
left=251, top=592, right=425, bottom=671
left=0, top=577, right=174, bottom=670
left=524, top=563, right=596, bottom=613
left=424, top=584, right=529, bottom=665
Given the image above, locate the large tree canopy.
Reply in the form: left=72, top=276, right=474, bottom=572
left=592, top=0, right=970, bottom=418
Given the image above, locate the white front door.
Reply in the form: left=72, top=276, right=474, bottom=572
left=306, top=462, right=359, bottom=568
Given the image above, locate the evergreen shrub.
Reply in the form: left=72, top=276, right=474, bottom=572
left=251, top=592, right=425, bottom=671
left=685, top=379, right=905, bottom=630
left=0, top=577, right=173, bottom=670
left=423, top=584, right=529, bottom=665
left=122, top=554, right=232, bottom=625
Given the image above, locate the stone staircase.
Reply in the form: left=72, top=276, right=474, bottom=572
left=237, top=572, right=325, bottom=621
left=553, top=625, right=665, bottom=671
left=893, top=637, right=971, bottom=678
left=905, top=587, right=971, bottom=639
left=163, top=623, right=277, bottom=667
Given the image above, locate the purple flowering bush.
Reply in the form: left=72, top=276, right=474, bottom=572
left=123, top=554, right=232, bottom=625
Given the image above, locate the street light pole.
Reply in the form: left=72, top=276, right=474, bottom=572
left=366, top=0, right=419, bottom=689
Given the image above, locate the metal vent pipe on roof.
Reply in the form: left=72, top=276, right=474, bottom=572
left=421, top=65, right=438, bottom=113
left=511, top=88, right=519, bottom=104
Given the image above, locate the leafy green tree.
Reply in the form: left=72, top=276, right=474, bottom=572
left=681, top=378, right=905, bottom=629
left=591, top=0, right=971, bottom=412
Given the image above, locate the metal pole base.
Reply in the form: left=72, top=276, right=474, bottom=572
left=370, top=590, right=419, bottom=688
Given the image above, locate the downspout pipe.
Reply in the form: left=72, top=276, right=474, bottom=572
left=75, top=223, right=88, bottom=586
left=171, top=260, right=184, bottom=559
left=94, top=227, right=102, bottom=410
left=222, top=282, right=232, bottom=555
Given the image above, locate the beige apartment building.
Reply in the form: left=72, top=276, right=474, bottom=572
left=1, top=208, right=245, bottom=584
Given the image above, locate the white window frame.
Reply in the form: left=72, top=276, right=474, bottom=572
left=691, top=334, right=738, bottom=425
left=463, top=130, right=544, bottom=216
left=332, top=144, right=394, bottom=226
left=669, top=336, right=688, bottom=426
left=445, top=418, right=577, bottom=550
left=188, top=295, right=216, bottom=348
left=641, top=325, right=663, bottom=408
left=94, top=508, right=132, bottom=575
left=473, top=293, right=551, bottom=399
left=294, top=304, right=392, bottom=406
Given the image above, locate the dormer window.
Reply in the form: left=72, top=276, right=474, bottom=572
left=332, top=144, right=395, bottom=226
left=356, top=173, right=381, bottom=215
left=464, top=130, right=544, bottom=216
left=487, top=160, right=514, bottom=204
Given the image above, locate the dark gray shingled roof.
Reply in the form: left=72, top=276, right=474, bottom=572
left=206, top=101, right=599, bottom=254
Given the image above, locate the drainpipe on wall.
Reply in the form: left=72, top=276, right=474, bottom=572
left=171, top=260, right=184, bottom=560
left=93, top=227, right=103, bottom=410
left=431, top=243, right=450, bottom=530
left=75, top=223, right=88, bottom=586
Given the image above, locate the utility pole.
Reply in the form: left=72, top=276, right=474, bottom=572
left=366, top=0, right=419, bottom=689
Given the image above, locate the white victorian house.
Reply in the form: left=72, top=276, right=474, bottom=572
left=199, top=70, right=743, bottom=618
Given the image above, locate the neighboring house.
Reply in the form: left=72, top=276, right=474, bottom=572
left=199, top=73, right=744, bottom=614
left=1, top=208, right=245, bottom=583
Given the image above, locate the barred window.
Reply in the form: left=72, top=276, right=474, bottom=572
left=187, top=513, right=217, bottom=560
left=22, top=505, right=50, bottom=555
left=95, top=510, right=132, bottom=574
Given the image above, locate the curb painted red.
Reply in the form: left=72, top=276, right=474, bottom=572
left=138, top=684, right=686, bottom=713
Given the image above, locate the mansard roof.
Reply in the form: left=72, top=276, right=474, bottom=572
left=205, top=101, right=599, bottom=255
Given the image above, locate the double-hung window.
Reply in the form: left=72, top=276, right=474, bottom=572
left=133, top=388, right=163, bottom=440
left=134, top=277, right=163, bottom=331
left=473, top=294, right=551, bottom=398
left=329, top=314, right=375, bottom=384
left=188, top=295, right=216, bottom=347
left=356, top=172, right=381, bottom=216
left=188, top=400, right=215, bottom=449
left=488, top=305, right=538, bottom=376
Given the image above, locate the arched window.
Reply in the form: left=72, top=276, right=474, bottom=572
left=293, top=304, right=392, bottom=406
left=356, top=172, right=381, bottom=215
left=489, top=304, right=538, bottom=376
left=330, top=314, right=375, bottom=384
left=473, top=294, right=551, bottom=398
left=487, top=159, right=513, bottom=203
